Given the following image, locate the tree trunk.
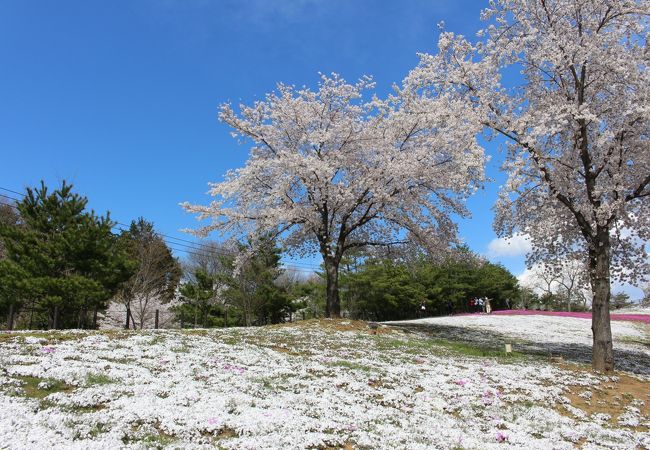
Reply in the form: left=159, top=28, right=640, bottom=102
left=324, top=257, right=341, bottom=318
left=590, top=231, right=614, bottom=372
left=29, top=300, right=34, bottom=329
left=125, top=306, right=131, bottom=329
left=92, top=307, right=98, bottom=329
left=7, top=303, right=15, bottom=331
left=52, top=305, right=59, bottom=330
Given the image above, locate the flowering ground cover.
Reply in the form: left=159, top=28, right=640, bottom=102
left=478, top=310, right=650, bottom=325
left=389, top=314, right=650, bottom=378
left=1, top=319, right=649, bottom=449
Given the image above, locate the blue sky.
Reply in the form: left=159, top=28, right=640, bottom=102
left=3, top=0, right=639, bottom=297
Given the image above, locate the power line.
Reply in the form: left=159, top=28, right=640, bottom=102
left=0, top=187, right=24, bottom=197
left=111, top=224, right=319, bottom=271
left=0, top=193, right=21, bottom=203
left=1, top=185, right=320, bottom=271
left=110, top=223, right=318, bottom=272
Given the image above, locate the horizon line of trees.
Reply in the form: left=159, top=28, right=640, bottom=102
left=2, top=181, right=646, bottom=332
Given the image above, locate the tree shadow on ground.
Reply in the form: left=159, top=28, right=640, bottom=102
left=389, top=322, right=650, bottom=377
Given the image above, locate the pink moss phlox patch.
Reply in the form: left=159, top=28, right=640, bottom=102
left=223, top=363, right=246, bottom=374
left=495, top=431, right=508, bottom=443
left=482, top=389, right=498, bottom=405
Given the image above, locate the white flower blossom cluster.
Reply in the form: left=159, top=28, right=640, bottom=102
left=404, top=0, right=650, bottom=284
left=182, top=73, right=487, bottom=312
left=1, top=316, right=648, bottom=449
left=402, top=0, right=649, bottom=371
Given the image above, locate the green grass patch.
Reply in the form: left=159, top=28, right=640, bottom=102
left=14, top=375, right=74, bottom=399
left=139, top=432, right=177, bottom=447
left=179, top=329, right=211, bottom=337
left=89, top=422, right=109, bottom=438
left=374, top=334, right=529, bottom=361
left=374, top=336, right=439, bottom=353
left=86, top=373, right=115, bottom=386
left=0, top=331, right=88, bottom=345
left=171, top=343, right=191, bottom=353
left=327, top=360, right=374, bottom=373
left=429, top=338, right=528, bottom=359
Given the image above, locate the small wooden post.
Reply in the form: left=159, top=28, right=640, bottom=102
left=7, top=304, right=15, bottom=331
left=29, top=301, right=34, bottom=329
left=155, top=309, right=159, bottom=329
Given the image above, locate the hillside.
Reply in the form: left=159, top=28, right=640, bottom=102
left=1, top=318, right=649, bottom=449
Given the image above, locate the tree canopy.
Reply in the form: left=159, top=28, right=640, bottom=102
left=0, top=182, right=134, bottom=329
left=403, top=0, right=649, bottom=371
left=183, top=74, right=485, bottom=317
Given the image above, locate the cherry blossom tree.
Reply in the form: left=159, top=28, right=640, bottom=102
left=106, top=219, right=181, bottom=329
left=183, top=74, right=485, bottom=317
left=405, top=0, right=649, bottom=370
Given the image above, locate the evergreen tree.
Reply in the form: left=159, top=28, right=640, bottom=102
left=340, top=254, right=520, bottom=321
left=218, top=236, right=292, bottom=326
left=178, top=269, right=221, bottom=328
left=0, top=181, right=133, bottom=329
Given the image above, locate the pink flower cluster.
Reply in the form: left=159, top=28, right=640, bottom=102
left=482, top=389, right=500, bottom=405
left=223, top=363, right=246, bottom=375
left=495, top=431, right=508, bottom=442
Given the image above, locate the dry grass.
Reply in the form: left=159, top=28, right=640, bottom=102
left=553, top=362, right=650, bottom=430
left=277, top=318, right=396, bottom=335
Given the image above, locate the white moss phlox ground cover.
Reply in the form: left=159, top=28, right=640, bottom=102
left=394, top=313, right=646, bottom=347
left=0, top=320, right=648, bottom=449
left=388, top=313, right=650, bottom=378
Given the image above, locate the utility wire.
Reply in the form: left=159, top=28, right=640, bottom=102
left=1, top=185, right=320, bottom=271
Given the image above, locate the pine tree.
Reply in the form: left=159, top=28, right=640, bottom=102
left=0, top=181, right=134, bottom=329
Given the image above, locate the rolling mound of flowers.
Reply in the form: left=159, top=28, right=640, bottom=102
left=0, top=319, right=648, bottom=449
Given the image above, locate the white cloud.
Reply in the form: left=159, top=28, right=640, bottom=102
left=487, top=233, right=532, bottom=258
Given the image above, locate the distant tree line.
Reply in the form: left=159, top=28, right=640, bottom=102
left=1, top=181, right=530, bottom=330
left=337, top=249, right=520, bottom=321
